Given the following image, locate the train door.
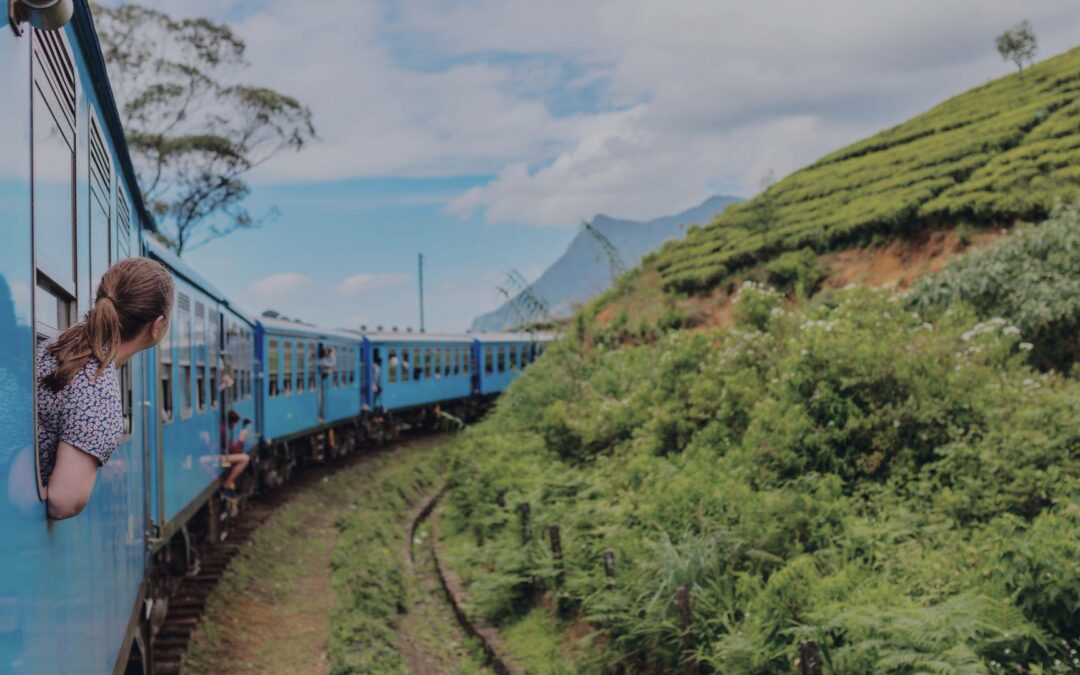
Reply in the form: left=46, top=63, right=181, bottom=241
left=317, top=341, right=326, bottom=422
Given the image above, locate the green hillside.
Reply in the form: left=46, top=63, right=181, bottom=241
left=657, top=47, right=1080, bottom=293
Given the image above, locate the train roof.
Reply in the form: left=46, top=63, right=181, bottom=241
left=258, top=316, right=363, bottom=342
left=143, top=235, right=256, bottom=326
left=360, top=332, right=473, bottom=344
left=74, top=2, right=157, bottom=234
left=472, top=331, right=559, bottom=343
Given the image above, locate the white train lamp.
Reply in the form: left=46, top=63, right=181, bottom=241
left=8, top=0, right=74, bottom=36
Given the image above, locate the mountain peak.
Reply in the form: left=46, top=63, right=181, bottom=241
left=471, top=195, right=742, bottom=332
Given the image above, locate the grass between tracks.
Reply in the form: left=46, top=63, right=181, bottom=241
left=327, top=442, right=447, bottom=674
left=180, top=441, right=448, bottom=674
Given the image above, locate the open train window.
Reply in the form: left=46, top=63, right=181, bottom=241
left=434, top=349, right=441, bottom=379
left=388, top=348, right=398, bottom=383
left=464, top=347, right=471, bottom=374
left=159, top=304, right=174, bottom=423
left=412, top=348, right=421, bottom=380
left=307, top=343, right=316, bottom=390
left=349, top=347, right=356, bottom=384
left=283, top=340, right=293, bottom=395
left=177, top=294, right=192, bottom=419
left=485, top=346, right=493, bottom=375
left=195, top=302, right=206, bottom=412
left=510, top=346, right=519, bottom=371
left=296, top=340, right=306, bottom=393
left=209, top=310, right=219, bottom=408
left=497, top=346, right=506, bottom=373
left=443, top=348, right=451, bottom=377
left=268, top=338, right=279, bottom=397
left=423, top=348, right=431, bottom=378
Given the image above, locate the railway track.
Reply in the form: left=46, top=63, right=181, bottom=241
left=149, top=434, right=423, bottom=675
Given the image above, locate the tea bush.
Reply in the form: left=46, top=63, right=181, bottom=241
left=441, top=282, right=1080, bottom=673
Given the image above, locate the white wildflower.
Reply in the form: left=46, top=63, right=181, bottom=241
left=1003, top=326, right=1021, bottom=336
left=1019, top=342, right=1034, bottom=351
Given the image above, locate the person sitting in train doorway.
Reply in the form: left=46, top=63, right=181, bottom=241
left=219, top=410, right=251, bottom=502
left=318, top=345, right=336, bottom=377
left=37, top=258, right=175, bottom=520
left=372, top=352, right=383, bottom=411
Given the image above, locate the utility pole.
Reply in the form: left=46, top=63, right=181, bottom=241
left=418, top=253, right=425, bottom=333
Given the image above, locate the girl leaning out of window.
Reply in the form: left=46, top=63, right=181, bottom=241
left=38, top=258, right=174, bottom=520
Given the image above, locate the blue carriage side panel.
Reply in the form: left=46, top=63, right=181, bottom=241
left=145, top=238, right=258, bottom=528
left=369, top=335, right=473, bottom=412
left=0, top=7, right=157, bottom=672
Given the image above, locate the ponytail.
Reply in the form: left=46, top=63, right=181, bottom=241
left=42, top=258, right=174, bottom=393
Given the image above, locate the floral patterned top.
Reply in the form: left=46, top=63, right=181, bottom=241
left=36, top=341, right=123, bottom=484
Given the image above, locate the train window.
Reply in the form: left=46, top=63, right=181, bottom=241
left=159, top=308, right=174, bottom=423
left=195, top=303, right=206, bottom=412
left=497, top=346, right=506, bottom=373
left=423, top=348, right=432, bottom=378
left=119, top=362, right=133, bottom=436
left=444, top=348, right=451, bottom=376
left=412, top=348, right=421, bottom=380
left=399, top=346, right=409, bottom=382
left=350, top=347, right=357, bottom=384
left=178, top=294, right=192, bottom=419
left=283, top=341, right=293, bottom=395
left=308, top=343, right=316, bottom=390
left=464, top=347, right=471, bottom=374
left=268, top=338, right=279, bottom=397
left=296, top=340, right=306, bottom=393
left=388, top=348, right=398, bottom=383
left=510, top=347, right=519, bottom=371
left=484, top=346, right=493, bottom=374
left=209, top=311, right=219, bottom=408
left=434, top=349, right=442, bottom=379
left=89, top=114, right=112, bottom=299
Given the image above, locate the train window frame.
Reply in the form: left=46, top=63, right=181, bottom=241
left=268, top=338, right=279, bottom=397
left=388, top=348, right=398, bottom=383
left=177, top=294, right=193, bottom=419
left=510, top=346, right=519, bottom=371
left=159, top=306, right=174, bottom=424
left=444, top=348, right=451, bottom=377
left=209, top=310, right=219, bottom=409
left=296, top=339, right=306, bottom=393
left=399, top=345, right=409, bottom=382
left=434, top=349, right=441, bottom=379
left=195, top=302, right=206, bottom=413
left=423, top=347, right=432, bottom=379
left=349, top=346, right=356, bottom=384
left=484, top=346, right=493, bottom=375
left=307, top=343, right=316, bottom=391
left=497, top=346, right=506, bottom=373
left=411, top=348, right=420, bottom=381
left=464, top=347, right=470, bottom=374
left=283, top=340, right=293, bottom=395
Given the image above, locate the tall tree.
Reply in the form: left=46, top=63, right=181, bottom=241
left=91, top=3, right=316, bottom=254
left=995, top=20, right=1038, bottom=78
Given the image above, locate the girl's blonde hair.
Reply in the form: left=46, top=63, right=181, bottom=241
left=42, top=257, right=174, bottom=392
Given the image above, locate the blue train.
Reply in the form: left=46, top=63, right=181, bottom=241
left=0, top=4, right=554, bottom=673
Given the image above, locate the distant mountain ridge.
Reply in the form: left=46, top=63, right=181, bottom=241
left=471, top=195, right=741, bottom=332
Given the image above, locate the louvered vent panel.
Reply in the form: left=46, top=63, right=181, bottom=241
left=117, top=189, right=131, bottom=258
left=33, top=29, right=75, bottom=129
left=89, top=116, right=112, bottom=197
left=177, top=293, right=190, bottom=312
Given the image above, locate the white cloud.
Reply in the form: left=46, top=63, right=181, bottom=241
left=120, top=0, right=1080, bottom=228
left=335, top=272, right=411, bottom=296
left=247, top=272, right=311, bottom=298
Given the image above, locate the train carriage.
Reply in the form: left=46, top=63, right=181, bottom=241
left=363, top=333, right=474, bottom=412
left=0, top=4, right=160, bottom=672
left=143, top=238, right=258, bottom=543
left=473, top=332, right=555, bottom=395
left=256, top=318, right=363, bottom=476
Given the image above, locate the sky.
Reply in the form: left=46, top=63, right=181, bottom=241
left=116, top=0, right=1080, bottom=332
